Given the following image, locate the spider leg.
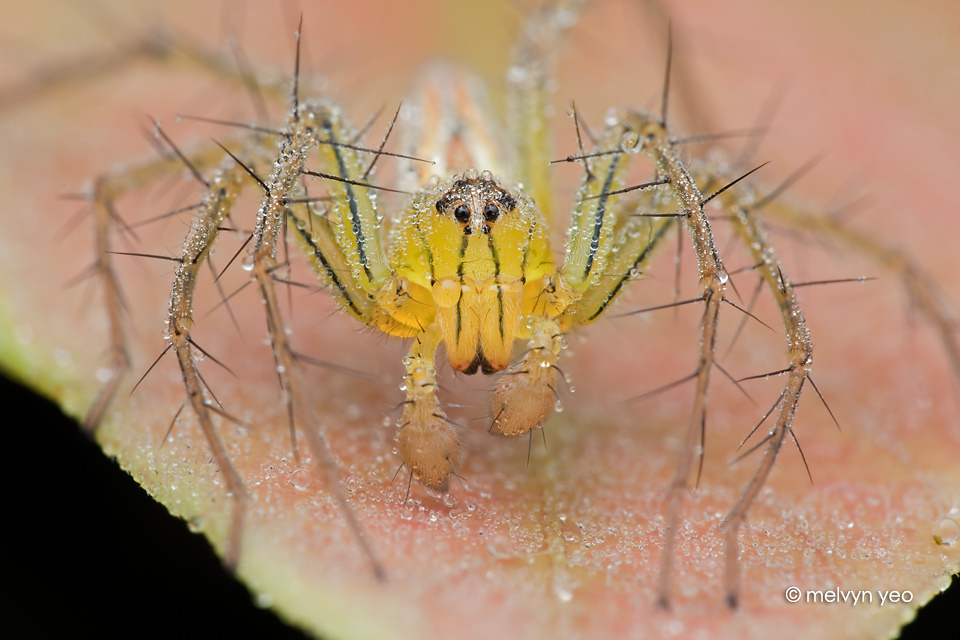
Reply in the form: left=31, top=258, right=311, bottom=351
left=753, top=185, right=960, bottom=381
left=288, top=104, right=466, bottom=494
left=556, top=107, right=741, bottom=607
left=697, top=168, right=813, bottom=608
left=166, top=155, right=253, bottom=570
left=507, top=0, right=589, bottom=225
left=76, top=24, right=354, bottom=572
left=489, top=110, right=678, bottom=439
left=396, top=324, right=461, bottom=492
left=616, top=110, right=735, bottom=609
left=83, top=135, right=254, bottom=430
left=698, top=157, right=960, bottom=606
left=232, top=100, right=390, bottom=578
left=84, top=124, right=272, bottom=569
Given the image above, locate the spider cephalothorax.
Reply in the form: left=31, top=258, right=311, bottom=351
left=389, top=171, right=553, bottom=377
left=433, top=174, right=517, bottom=237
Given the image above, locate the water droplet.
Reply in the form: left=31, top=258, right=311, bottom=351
left=486, top=532, right=513, bottom=557
left=443, top=493, right=458, bottom=508
left=620, top=130, right=641, bottom=154
left=933, top=514, right=960, bottom=546
left=290, top=468, right=311, bottom=491
left=554, top=399, right=564, bottom=413
left=241, top=254, right=255, bottom=271
left=552, top=8, right=578, bottom=29
left=552, top=575, right=574, bottom=602
left=507, top=65, right=528, bottom=84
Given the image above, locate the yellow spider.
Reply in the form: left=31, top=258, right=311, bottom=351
left=296, top=76, right=731, bottom=496
left=269, top=42, right=798, bottom=603
left=74, top=1, right=960, bottom=613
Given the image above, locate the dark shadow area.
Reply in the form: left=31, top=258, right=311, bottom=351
left=0, top=375, right=310, bottom=640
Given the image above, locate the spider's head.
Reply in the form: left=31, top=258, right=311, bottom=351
left=434, top=171, right=518, bottom=236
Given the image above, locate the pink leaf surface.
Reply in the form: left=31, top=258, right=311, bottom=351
left=2, top=1, right=959, bottom=638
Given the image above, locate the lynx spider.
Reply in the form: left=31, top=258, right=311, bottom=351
left=75, top=0, right=960, bottom=610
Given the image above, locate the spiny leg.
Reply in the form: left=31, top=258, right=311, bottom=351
left=614, top=110, right=739, bottom=609
left=82, top=121, right=273, bottom=569
left=555, top=106, right=741, bottom=607
left=73, top=36, right=358, bottom=572
left=697, top=156, right=960, bottom=605
left=82, top=136, right=251, bottom=433
left=166, top=155, right=253, bottom=569
left=74, top=18, right=340, bottom=439
left=491, top=105, right=684, bottom=442
left=509, top=5, right=778, bottom=607
left=507, top=0, right=590, bottom=224
left=83, top=176, right=132, bottom=434
left=719, top=210, right=810, bottom=609
left=60, top=16, right=315, bottom=428
left=230, top=100, right=387, bottom=578
left=751, top=186, right=960, bottom=381
left=575, top=110, right=960, bottom=608
left=110, top=56, right=396, bottom=576
left=396, top=325, right=461, bottom=492
left=692, top=166, right=812, bottom=608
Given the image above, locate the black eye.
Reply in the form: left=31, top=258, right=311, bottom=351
left=454, top=204, right=471, bottom=223
left=483, top=203, right=500, bottom=222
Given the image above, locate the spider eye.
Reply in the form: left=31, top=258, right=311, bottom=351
left=454, top=204, right=471, bottom=223
left=483, top=203, right=500, bottom=222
